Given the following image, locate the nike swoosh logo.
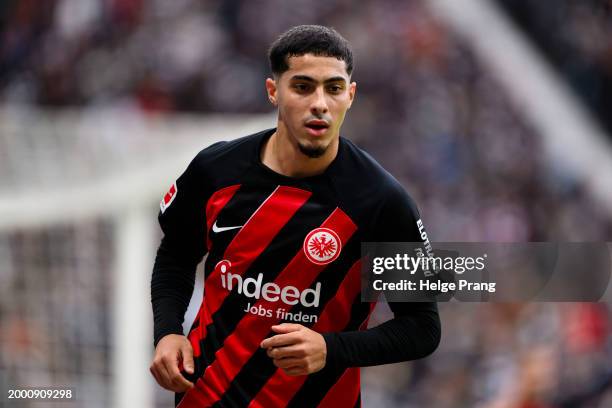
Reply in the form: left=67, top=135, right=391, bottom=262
left=212, top=221, right=243, bottom=233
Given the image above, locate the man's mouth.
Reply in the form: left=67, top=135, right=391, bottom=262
left=305, top=120, right=330, bottom=136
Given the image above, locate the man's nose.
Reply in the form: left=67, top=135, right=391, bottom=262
left=310, top=87, right=329, bottom=115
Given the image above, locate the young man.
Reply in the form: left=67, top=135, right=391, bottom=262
left=150, top=25, right=441, bottom=407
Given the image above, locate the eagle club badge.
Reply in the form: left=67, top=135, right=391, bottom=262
left=304, top=227, right=341, bottom=265
left=160, top=182, right=177, bottom=213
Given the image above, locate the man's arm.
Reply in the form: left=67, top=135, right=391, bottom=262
left=150, top=153, right=210, bottom=392
left=260, top=302, right=440, bottom=375
left=151, top=237, right=199, bottom=347
left=261, top=183, right=441, bottom=374
left=321, top=301, right=440, bottom=368
left=321, top=183, right=441, bottom=368
left=151, top=153, right=209, bottom=346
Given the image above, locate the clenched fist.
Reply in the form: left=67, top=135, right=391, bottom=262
left=150, top=334, right=195, bottom=392
left=260, top=323, right=327, bottom=376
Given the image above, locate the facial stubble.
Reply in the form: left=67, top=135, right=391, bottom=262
left=297, top=141, right=328, bottom=158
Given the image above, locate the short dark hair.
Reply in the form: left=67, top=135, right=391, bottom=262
left=268, top=25, right=354, bottom=77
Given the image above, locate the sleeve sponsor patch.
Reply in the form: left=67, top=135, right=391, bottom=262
left=160, top=182, right=177, bottom=213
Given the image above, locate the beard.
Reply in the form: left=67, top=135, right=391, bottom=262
left=297, top=140, right=328, bottom=158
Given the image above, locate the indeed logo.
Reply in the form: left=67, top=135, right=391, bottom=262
left=216, top=260, right=321, bottom=307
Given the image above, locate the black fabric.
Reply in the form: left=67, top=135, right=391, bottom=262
left=322, top=301, right=440, bottom=369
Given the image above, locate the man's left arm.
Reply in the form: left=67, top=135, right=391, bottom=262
left=321, top=301, right=440, bottom=369
left=260, top=302, right=439, bottom=375
left=320, top=184, right=441, bottom=368
left=261, top=183, right=441, bottom=374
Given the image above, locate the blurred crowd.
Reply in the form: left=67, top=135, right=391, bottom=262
left=497, top=0, right=612, bottom=137
left=1, top=0, right=611, bottom=407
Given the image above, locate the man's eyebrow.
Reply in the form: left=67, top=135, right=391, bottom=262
left=290, top=75, right=347, bottom=84
left=323, top=76, right=347, bottom=84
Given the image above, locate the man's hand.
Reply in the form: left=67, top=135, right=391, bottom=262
left=260, top=323, right=327, bottom=376
left=150, top=334, right=195, bottom=392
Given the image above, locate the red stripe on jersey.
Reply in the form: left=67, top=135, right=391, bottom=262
left=185, top=184, right=240, bottom=357
left=205, top=184, right=241, bottom=251
left=314, top=259, right=362, bottom=331
left=248, top=259, right=363, bottom=408
left=317, top=368, right=360, bottom=408
left=187, top=302, right=204, bottom=356
left=178, top=208, right=357, bottom=408
left=197, top=186, right=312, bottom=345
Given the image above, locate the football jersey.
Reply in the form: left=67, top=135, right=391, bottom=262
left=152, top=128, right=439, bottom=407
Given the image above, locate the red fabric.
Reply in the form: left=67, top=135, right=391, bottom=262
left=317, top=368, right=360, bottom=408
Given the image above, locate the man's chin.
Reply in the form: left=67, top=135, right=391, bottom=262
left=297, top=141, right=327, bottom=158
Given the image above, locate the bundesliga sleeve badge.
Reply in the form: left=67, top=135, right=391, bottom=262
left=160, top=182, right=177, bottom=213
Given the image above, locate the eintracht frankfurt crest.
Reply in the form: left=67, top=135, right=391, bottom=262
left=303, top=227, right=341, bottom=265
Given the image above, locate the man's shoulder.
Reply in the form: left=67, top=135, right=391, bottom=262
left=336, top=136, right=408, bottom=197
left=332, top=137, right=421, bottom=233
left=190, top=128, right=271, bottom=170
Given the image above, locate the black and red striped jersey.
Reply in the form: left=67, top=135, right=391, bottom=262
left=152, top=128, right=440, bottom=408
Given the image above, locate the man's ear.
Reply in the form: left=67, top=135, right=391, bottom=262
left=265, top=78, right=278, bottom=106
left=347, top=81, right=357, bottom=109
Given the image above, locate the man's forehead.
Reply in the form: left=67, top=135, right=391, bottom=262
left=283, top=54, right=349, bottom=80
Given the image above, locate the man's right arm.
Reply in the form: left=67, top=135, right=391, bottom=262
left=150, top=152, right=209, bottom=346
left=150, top=153, right=210, bottom=392
left=151, top=236, right=200, bottom=347
left=150, top=236, right=201, bottom=392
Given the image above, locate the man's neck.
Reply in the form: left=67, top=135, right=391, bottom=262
left=261, top=124, right=339, bottom=178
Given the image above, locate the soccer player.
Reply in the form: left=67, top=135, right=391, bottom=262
left=150, top=25, right=441, bottom=407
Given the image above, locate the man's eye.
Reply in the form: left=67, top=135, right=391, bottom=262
left=294, top=84, right=309, bottom=91
left=328, top=85, right=342, bottom=93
